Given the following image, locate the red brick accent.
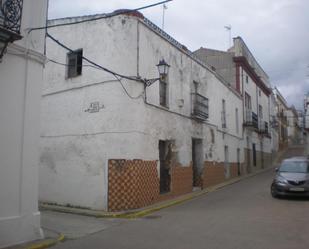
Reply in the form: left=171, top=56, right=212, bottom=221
left=171, top=165, right=193, bottom=196
left=202, top=162, right=225, bottom=188
left=201, top=161, right=240, bottom=188
left=230, top=163, right=239, bottom=178
left=234, top=57, right=271, bottom=96
left=108, top=160, right=192, bottom=211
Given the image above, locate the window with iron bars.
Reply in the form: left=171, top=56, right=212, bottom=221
left=67, top=49, right=83, bottom=78
left=159, top=80, right=168, bottom=107
left=222, top=99, right=227, bottom=128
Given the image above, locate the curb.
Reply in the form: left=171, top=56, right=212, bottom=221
left=25, top=234, right=65, bottom=249
left=40, top=165, right=275, bottom=219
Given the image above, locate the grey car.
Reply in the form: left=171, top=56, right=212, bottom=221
left=271, top=157, right=309, bottom=198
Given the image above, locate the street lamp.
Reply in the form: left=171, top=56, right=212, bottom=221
left=144, top=59, right=170, bottom=87
left=157, top=59, right=170, bottom=79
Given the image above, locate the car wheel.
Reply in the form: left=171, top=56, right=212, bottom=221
left=271, top=183, right=278, bottom=198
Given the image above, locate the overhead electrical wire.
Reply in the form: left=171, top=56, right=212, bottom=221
left=46, top=32, right=142, bottom=83
left=45, top=34, right=145, bottom=100
left=33, top=1, right=173, bottom=99
left=47, top=58, right=101, bottom=70
left=27, top=0, right=172, bottom=33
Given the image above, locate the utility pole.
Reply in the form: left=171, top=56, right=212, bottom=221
left=162, top=4, right=168, bottom=30
left=224, top=25, right=232, bottom=49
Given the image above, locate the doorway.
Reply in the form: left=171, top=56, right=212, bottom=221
left=260, top=142, right=264, bottom=169
left=252, top=143, right=257, bottom=167
left=246, top=136, right=251, bottom=173
left=159, top=140, right=171, bottom=194
left=224, top=145, right=230, bottom=178
left=237, top=148, right=241, bottom=176
left=192, top=138, right=203, bottom=187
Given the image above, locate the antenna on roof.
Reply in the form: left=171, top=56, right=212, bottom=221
left=224, top=25, right=232, bottom=49
left=162, top=3, right=168, bottom=30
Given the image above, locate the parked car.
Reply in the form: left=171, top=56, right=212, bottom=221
left=271, top=157, right=309, bottom=198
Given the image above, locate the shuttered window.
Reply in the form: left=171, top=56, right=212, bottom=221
left=67, top=49, right=83, bottom=78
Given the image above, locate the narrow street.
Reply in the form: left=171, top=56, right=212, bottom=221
left=50, top=150, right=309, bottom=249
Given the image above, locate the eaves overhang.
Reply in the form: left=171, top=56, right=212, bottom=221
left=233, top=56, right=271, bottom=96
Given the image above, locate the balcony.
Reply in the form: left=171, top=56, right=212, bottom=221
left=191, top=93, right=209, bottom=121
left=0, top=0, right=23, bottom=57
left=258, top=120, right=271, bottom=138
left=244, top=109, right=258, bottom=129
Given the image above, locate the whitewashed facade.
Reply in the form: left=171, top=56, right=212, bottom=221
left=195, top=37, right=273, bottom=172
left=40, top=12, right=244, bottom=211
left=305, top=94, right=309, bottom=130
left=0, top=0, right=48, bottom=247
left=273, top=87, right=289, bottom=150
left=286, top=106, right=302, bottom=145
left=270, top=93, right=279, bottom=155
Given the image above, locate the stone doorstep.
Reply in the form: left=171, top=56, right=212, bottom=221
left=39, top=164, right=275, bottom=219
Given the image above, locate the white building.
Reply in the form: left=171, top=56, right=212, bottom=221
left=286, top=106, right=301, bottom=145
left=273, top=87, right=289, bottom=150
left=305, top=93, right=309, bottom=130
left=195, top=37, right=273, bottom=173
left=270, top=93, right=279, bottom=155
left=0, top=0, right=48, bottom=247
left=40, top=11, right=244, bottom=212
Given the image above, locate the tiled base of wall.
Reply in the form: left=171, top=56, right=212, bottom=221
left=108, top=154, right=272, bottom=211
left=108, top=159, right=159, bottom=211
left=108, top=160, right=193, bottom=211
left=201, top=161, right=240, bottom=188
left=243, top=150, right=273, bottom=174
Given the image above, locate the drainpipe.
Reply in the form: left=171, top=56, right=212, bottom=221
left=136, top=21, right=140, bottom=77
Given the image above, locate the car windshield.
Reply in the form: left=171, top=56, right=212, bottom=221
left=279, top=161, right=309, bottom=173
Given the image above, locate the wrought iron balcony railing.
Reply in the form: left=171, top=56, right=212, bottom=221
left=258, top=120, right=271, bottom=137
left=0, top=0, right=23, bottom=34
left=244, top=109, right=258, bottom=129
left=191, top=93, right=209, bottom=121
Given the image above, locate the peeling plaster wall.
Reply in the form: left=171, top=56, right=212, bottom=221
left=40, top=15, right=244, bottom=210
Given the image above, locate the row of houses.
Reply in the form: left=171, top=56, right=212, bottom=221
left=38, top=10, right=303, bottom=212
left=0, top=4, right=304, bottom=247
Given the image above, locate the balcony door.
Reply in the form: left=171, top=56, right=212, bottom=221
left=245, top=92, right=252, bottom=122
left=252, top=143, right=257, bottom=167
left=245, top=92, right=252, bottom=109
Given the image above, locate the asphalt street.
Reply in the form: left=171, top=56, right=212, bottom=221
left=52, top=167, right=309, bottom=249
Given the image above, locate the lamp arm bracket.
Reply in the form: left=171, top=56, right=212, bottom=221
left=144, top=77, right=160, bottom=87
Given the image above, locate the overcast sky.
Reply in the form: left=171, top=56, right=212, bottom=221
left=48, top=0, right=309, bottom=110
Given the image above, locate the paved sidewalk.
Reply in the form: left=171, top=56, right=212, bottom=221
left=41, top=211, right=124, bottom=239
left=5, top=211, right=124, bottom=249
left=6, top=145, right=297, bottom=249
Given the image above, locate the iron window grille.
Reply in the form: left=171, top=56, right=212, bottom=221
left=244, top=109, right=258, bottom=129
left=191, top=92, right=209, bottom=120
